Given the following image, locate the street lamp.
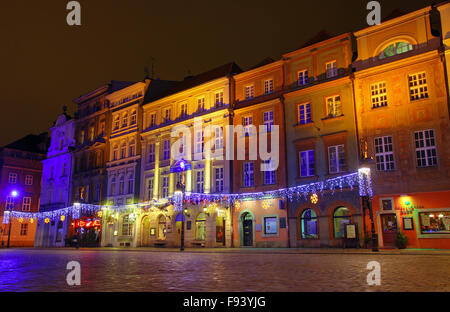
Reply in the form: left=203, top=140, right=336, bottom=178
left=171, top=158, right=190, bottom=252
left=359, top=167, right=378, bottom=252
left=7, top=190, right=18, bottom=248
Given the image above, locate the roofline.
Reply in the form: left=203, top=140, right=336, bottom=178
left=233, top=60, right=284, bottom=80
left=353, top=6, right=432, bottom=38
left=73, top=84, right=109, bottom=104
left=282, top=32, right=351, bottom=58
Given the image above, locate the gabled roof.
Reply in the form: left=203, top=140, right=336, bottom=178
left=150, top=62, right=242, bottom=101
left=3, top=133, right=48, bottom=154
left=249, top=57, right=275, bottom=70
left=143, top=79, right=179, bottom=103
left=108, top=80, right=137, bottom=94
left=299, top=30, right=333, bottom=49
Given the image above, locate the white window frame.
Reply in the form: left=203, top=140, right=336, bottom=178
left=22, top=197, right=31, bottom=211
left=147, top=178, right=154, bottom=200
left=328, top=144, right=346, bottom=174
left=326, top=95, right=342, bottom=118
left=298, top=69, right=309, bottom=86
left=8, top=173, right=17, bottom=184
left=297, top=102, right=312, bottom=125
left=264, top=79, right=274, bottom=95
left=415, top=129, right=437, bottom=167
left=299, top=150, right=315, bottom=177
left=409, top=72, right=429, bottom=101
left=326, top=60, right=337, bottom=78
left=215, top=91, right=224, bottom=107
left=263, top=159, right=276, bottom=185
left=374, top=136, right=395, bottom=171
left=370, top=82, right=388, bottom=108
left=242, top=116, right=253, bottom=136
left=245, top=85, right=254, bottom=100
left=197, top=97, right=205, bottom=112
left=263, top=111, right=274, bottom=133
left=162, top=176, right=169, bottom=198
left=214, top=126, right=223, bottom=150
left=195, top=130, right=204, bottom=154
left=196, top=170, right=204, bottom=193
left=243, top=162, right=254, bottom=187
left=215, top=167, right=224, bottom=192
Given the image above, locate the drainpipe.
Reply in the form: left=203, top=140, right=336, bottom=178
left=228, top=75, right=235, bottom=248
left=280, top=94, right=291, bottom=248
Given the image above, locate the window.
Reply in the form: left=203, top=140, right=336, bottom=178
left=215, top=91, right=224, bottom=107
left=162, top=176, right=169, bottom=198
left=196, top=170, right=204, bottom=193
left=333, top=207, right=351, bottom=238
left=95, top=184, right=101, bottom=202
left=149, top=113, right=156, bottom=128
left=263, top=111, right=274, bottom=132
left=50, top=166, right=55, bottom=179
left=147, top=178, right=153, bottom=200
left=409, top=72, right=429, bottom=101
left=299, top=150, right=315, bottom=177
left=6, top=196, right=14, bottom=210
left=300, top=209, right=318, bottom=239
left=419, top=211, right=450, bottom=234
left=326, top=60, right=337, bottom=78
left=379, top=41, right=412, bottom=59
left=119, top=176, right=125, bottom=195
left=148, top=143, right=155, bottom=163
left=215, top=167, right=224, bottom=192
left=326, top=95, right=342, bottom=117
left=129, top=140, right=136, bottom=157
left=8, top=173, right=17, bottom=184
left=110, top=178, right=116, bottom=195
left=415, top=129, right=437, bottom=167
left=263, top=160, right=276, bottom=185
left=298, top=102, right=312, bottom=124
left=163, top=140, right=170, bottom=160
left=113, top=145, right=118, bottom=161
left=245, top=85, right=254, bottom=100
left=242, top=116, right=253, bottom=136
left=375, top=136, right=395, bottom=171
left=130, top=110, right=137, bottom=125
left=328, top=145, right=346, bottom=174
left=263, top=217, right=278, bottom=235
left=195, top=213, right=207, bottom=241
left=298, top=69, right=309, bottom=86
left=197, top=98, right=205, bottom=112
left=22, top=197, right=31, bottom=211
left=264, top=79, right=273, bottom=94
left=243, top=162, right=254, bottom=187
left=80, top=130, right=85, bottom=144
left=20, top=223, right=28, bottom=236
left=114, top=116, right=120, bottom=130
left=180, top=103, right=188, bottom=117
left=127, top=175, right=134, bottom=194
left=122, top=215, right=132, bottom=236
left=120, top=143, right=126, bottom=159
left=195, top=131, right=204, bottom=154
left=100, top=121, right=105, bottom=136
left=214, top=126, right=223, bottom=150
left=89, top=127, right=95, bottom=141
left=122, top=113, right=128, bottom=127
left=164, top=108, right=171, bottom=122
left=371, top=82, right=387, bottom=108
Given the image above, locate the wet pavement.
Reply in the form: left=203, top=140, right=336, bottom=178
left=0, top=248, right=449, bottom=292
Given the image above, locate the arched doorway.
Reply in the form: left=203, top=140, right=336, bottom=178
left=157, top=215, right=166, bottom=240
left=195, top=213, right=207, bottom=241
left=141, top=216, right=150, bottom=246
left=241, top=212, right=253, bottom=247
left=333, top=207, right=352, bottom=238
left=175, top=213, right=186, bottom=244
left=300, top=208, right=318, bottom=239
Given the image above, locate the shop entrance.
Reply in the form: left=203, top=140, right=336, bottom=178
left=216, top=216, right=225, bottom=246
left=381, top=214, right=397, bottom=247
left=242, top=212, right=253, bottom=247
left=175, top=214, right=186, bottom=246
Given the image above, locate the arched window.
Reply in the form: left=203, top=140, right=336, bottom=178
left=122, top=215, right=132, bottom=236
left=120, top=142, right=126, bottom=159
left=158, top=215, right=166, bottom=240
left=113, top=145, right=119, bottom=161
left=300, top=209, right=318, bottom=239
left=119, top=176, right=125, bottom=195
left=333, top=207, right=352, bottom=238
left=130, top=110, right=137, bottom=125
left=195, top=212, right=207, bottom=241
left=379, top=41, right=412, bottom=59
left=110, top=178, right=116, bottom=196
left=122, top=113, right=128, bottom=127
left=114, top=115, right=120, bottom=130
left=129, top=139, right=136, bottom=157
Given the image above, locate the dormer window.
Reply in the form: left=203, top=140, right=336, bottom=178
left=379, top=41, right=412, bottom=59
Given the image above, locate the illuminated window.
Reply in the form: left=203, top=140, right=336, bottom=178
left=370, top=82, right=387, bottom=108
left=122, top=215, right=132, bottom=236
left=264, top=79, right=273, bottom=94
left=243, top=162, right=254, bottom=187
left=301, top=209, right=318, bottom=239
left=333, top=207, right=351, bottom=238
left=298, top=69, right=309, bottom=86
left=80, top=130, right=85, bottom=144
left=299, top=150, right=315, bottom=177
left=263, top=159, right=276, bottom=185
left=130, top=110, right=137, bottom=125
left=245, top=85, right=254, bottom=100
left=196, top=170, right=204, bottom=193
left=409, top=72, right=428, bottom=101
left=375, top=136, right=395, bottom=171
left=20, top=223, right=28, bottom=236
left=89, top=127, right=95, bottom=141
left=215, top=91, right=224, bottom=107
left=263, top=111, right=274, bottom=132
left=148, top=143, right=155, bottom=162
left=263, top=217, right=278, bottom=235
left=326, top=95, right=342, bottom=118
left=326, top=60, right=337, bottom=78
left=195, top=213, right=207, bottom=241
left=8, top=173, right=17, bottom=184
left=195, top=130, right=204, bottom=154
left=379, top=41, right=412, bottom=59
left=215, top=167, right=224, bottom=192
left=298, top=102, right=312, bottom=124
left=22, top=197, right=31, bottom=211
left=419, top=211, right=450, bottom=234
left=328, top=145, right=346, bottom=174
left=415, top=129, right=437, bottom=167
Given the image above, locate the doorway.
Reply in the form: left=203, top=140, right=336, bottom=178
left=141, top=216, right=150, bottom=246
left=216, top=216, right=225, bottom=246
left=241, top=212, right=253, bottom=247
left=381, top=214, right=397, bottom=247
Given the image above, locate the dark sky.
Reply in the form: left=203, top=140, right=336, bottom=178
left=0, top=0, right=435, bottom=146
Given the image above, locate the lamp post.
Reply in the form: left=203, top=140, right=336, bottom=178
left=171, top=159, right=190, bottom=252
left=363, top=194, right=378, bottom=252
left=359, top=167, right=378, bottom=252
left=7, top=190, right=18, bottom=248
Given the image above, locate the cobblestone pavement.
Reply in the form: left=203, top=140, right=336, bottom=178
left=0, top=248, right=449, bottom=292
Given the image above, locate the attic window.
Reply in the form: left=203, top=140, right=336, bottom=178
left=378, top=42, right=412, bottom=59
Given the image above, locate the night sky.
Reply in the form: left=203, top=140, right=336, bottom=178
left=0, top=0, right=435, bottom=146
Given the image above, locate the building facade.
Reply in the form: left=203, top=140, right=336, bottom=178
left=0, top=134, right=47, bottom=247
left=34, top=109, right=75, bottom=247
left=283, top=33, right=363, bottom=248
left=353, top=6, right=450, bottom=249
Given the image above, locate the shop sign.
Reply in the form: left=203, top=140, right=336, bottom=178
left=395, top=203, right=423, bottom=215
